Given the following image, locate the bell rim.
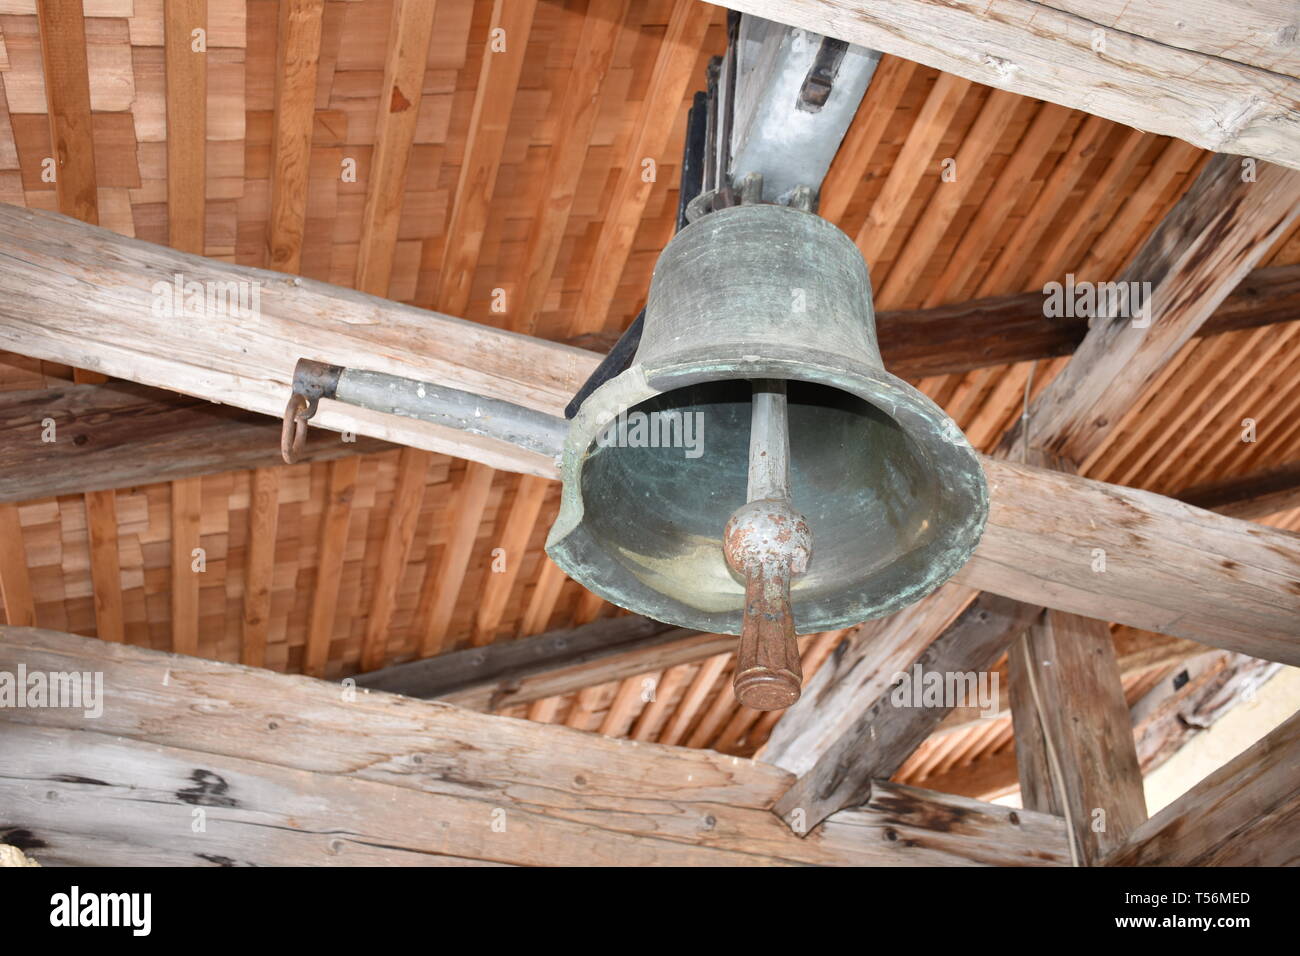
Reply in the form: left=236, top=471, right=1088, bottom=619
left=547, top=356, right=989, bottom=635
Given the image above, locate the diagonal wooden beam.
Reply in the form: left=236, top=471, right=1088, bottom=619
left=1001, top=154, right=1300, bottom=466
left=768, top=592, right=1038, bottom=830
left=1105, top=710, right=1300, bottom=867
left=715, top=0, right=1300, bottom=169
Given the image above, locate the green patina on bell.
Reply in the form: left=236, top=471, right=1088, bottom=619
left=547, top=202, right=988, bottom=636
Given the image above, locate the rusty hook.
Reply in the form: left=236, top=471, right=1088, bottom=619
left=280, top=358, right=344, bottom=465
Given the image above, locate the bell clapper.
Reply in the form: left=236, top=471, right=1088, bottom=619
left=723, top=380, right=813, bottom=711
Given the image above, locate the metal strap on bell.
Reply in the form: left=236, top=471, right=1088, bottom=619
left=546, top=200, right=989, bottom=700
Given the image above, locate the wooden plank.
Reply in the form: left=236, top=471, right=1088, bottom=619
left=471, top=474, right=549, bottom=646
left=518, top=555, right=566, bottom=636
left=771, top=593, right=1038, bottom=830
left=718, top=0, right=1300, bottom=170
left=1007, top=609, right=1146, bottom=865
left=963, top=456, right=1300, bottom=664
left=416, top=460, right=495, bottom=655
left=431, top=0, right=538, bottom=318
left=358, top=446, right=429, bottom=671
left=164, top=0, right=207, bottom=253
left=1178, top=459, right=1300, bottom=522
left=0, top=627, right=1069, bottom=867
left=1003, top=154, right=1300, bottom=466
left=240, top=467, right=280, bottom=668
left=360, top=615, right=725, bottom=711
left=0, top=205, right=594, bottom=477
left=511, top=0, right=629, bottom=334
left=0, top=381, right=391, bottom=504
left=303, top=456, right=358, bottom=676
left=169, top=475, right=202, bottom=656
left=83, top=488, right=125, bottom=643
left=1106, top=710, right=1300, bottom=867
left=36, top=0, right=98, bottom=225
left=0, top=503, right=35, bottom=626
left=352, top=0, right=437, bottom=297
left=569, top=0, right=713, bottom=336
left=266, top=0, right=325, bottom=274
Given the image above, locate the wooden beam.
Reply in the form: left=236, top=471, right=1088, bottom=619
left=0, top=626, right=1070, bottom=867
left=0, top=503, right=35, bottom=626
left=36, top=0, right=98, bottom=226
left=716, top=0, right=1300, bottom=170
left=303, top=456, right=358, bottom=677
left=430, top=0, right=538, bottom=318
left=83, top=488, right=125, bottom=644
left=164, top=0, right=207, bottom=254
left=1178, top=459, right=1300, bottom=522
left=965, top=458, right=1300, bottom=664
left=1008, top=609, right=1147, bottom=865
left=240, top=467, right=280, bottom=668
left=0, top=381, right=391, bottom=504
left=1001, top=154, right=1300, bottom=466
left=169, top=475, right=202, bottom=656
left=358, top=446, right=428, bottom=671
left=471, top=474, right=549, bottom=647
left=359, top=614, right=721, bottom=710
left=0, top=205, right=595, bottom=477
left=769, top=593, right=1038, bottom=830
left=569, top=0, right=713, bottom=337
left=266, top=0, right=325, bottom=274
left=416, top=460, right=496, bottom=655
left=352, top=0, right=436, bottom=296
left=1106, top=710, right=1300, bottom=866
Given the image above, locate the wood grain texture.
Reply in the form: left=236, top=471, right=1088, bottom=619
left=772, top=593, right=1039, bottom=830
left=0, top=502, right=35, bottom=626
left=353, top=0, right=437, bottom=296
left=1002, top=154, right=1300, bottom=466
left=719, top=0, right=1300, bottom=168
left=36, top=0, right=98, bottom=225
left=0, top=626, right=1069, bottom=867
left=303, top=455, right=358, bottom=676
left=569, top=0, right=713, bottom=336
left=163, top=0, right=206, bottom=253
left=965, top=456, right=1300, bottom=663
left=169, top=475, right=201, bottom=656
left=266, top=0, right=325, bottom=274
left=1008, top=609, right=1146, bottom=865
left=240, top=467, right=280, bottom=668
left=0, top=380, right=391, bottom=503
left=83, top=488, right=124, bottom=643
left=1106, top=710, right=1300, bottom=866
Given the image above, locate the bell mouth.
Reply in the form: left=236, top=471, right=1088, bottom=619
left=557, top=372, right=988, bottom=634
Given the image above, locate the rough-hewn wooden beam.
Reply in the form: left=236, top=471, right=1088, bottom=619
left=0, top=204, right=594, bottom=477
left=1106, top=710, right=1300, bottom=867
left=1179, top=459, right=1300, bottom=522
left=769, top=592, right=1038, bottom=831
left=1008, top=609, right=1147, bottom=865
left=0, top=381, right=391, bottom=503
left=715, top=0, right=1300, bottom=169
left=359, top=614, right=722, bottom=710
left=877, top=262, right=1300, bottom=380
left=0, top=627, right=1069, bottom=867
left=1001, top=154, right=1300, bottom=465
left=965, top=457, right=1300, bottom=664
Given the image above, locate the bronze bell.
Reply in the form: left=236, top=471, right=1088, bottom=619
left=547, top=202, right=988, bottom=708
